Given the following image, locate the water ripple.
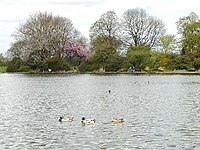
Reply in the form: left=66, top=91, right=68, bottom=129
left=0, top=74, right=200, bottom=149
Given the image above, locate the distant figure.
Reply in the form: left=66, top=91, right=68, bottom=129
left=74, top=67, right=77, bottom=73
left=128, top=66, right=135, bottom=73
left=108, top=90, right=111, bottom=94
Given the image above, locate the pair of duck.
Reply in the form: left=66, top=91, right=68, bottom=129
left=59, top=116, right=95, bottom=124
left=59, top=116, right=124, bottom=124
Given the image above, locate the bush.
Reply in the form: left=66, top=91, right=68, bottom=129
left=126, top=45, right=151, bottom=70
left=6, top=63, right=19, bottom=72
left=0, top=66, right=7, bottom=73
left=173, top=55, right=191, bottom=70
left=174, top=63, right=190, bottom=70
left=46, top=57, right=70, bottom=71
left=121, top=61, right=133, bottom=72
left=6, top=57, right=21, bottom=72
left=18, top=65, right=31, bottom=72
left=193, top=58, right=200, bottom=70
left=78, top=62, right=88, bottom=72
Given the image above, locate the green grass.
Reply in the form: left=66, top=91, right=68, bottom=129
left=0, top=66, right=7, bottom=73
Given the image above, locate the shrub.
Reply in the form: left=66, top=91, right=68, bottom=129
left=0, top=66, right=7, bottom=73
left=78, top=62, right=88, bottom=72
left=46, top=57, right=70, bottom=71
left=18, top=65, right=31, bottom=72
left=6, top=63, right=19, bottom=72
left=193, top=58, right=200, bottom=70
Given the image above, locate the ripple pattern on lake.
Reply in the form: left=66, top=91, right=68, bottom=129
left=0, top=74, right=200, bottom=149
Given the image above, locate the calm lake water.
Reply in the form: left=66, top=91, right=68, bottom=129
left=0, top=73, right=200, bottom=150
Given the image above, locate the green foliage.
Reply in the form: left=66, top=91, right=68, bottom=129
left=0, top=53, right=7, bottom=66
left=173, top=55, right=191, bottom=70
left=6, top=64, right=19, bottom=72
left=159, top=53, right=169, bottom=68
left=104, top=53, right=123, bottom=71
left=120, top=60, right=133, bottom=72
left=158, top=66, right=165, bottom=71
left=89, top=35, right=122, bottom=71
left=0, top=66, right=7, bottom=73
left=159, top=34, right=177, bottom=54
left=45, top=57, right=70, bottom=72
left=182, top=20, right=200, bottom=54
left=193, top=58, right=200, bottom=70
left=18, top=65, right=31, bottom=72
left=6, top=57, right=22, bottom=72
left=78, top=62, right=89, bottom=72
left=126, top=45, right=151, bottom=70
left=166, top=53, right=179, bottom=70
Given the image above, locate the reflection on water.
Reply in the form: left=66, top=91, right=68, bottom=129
left=0, top=74, right=200, bottom=149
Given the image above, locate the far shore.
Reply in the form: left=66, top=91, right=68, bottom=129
left=1, top=70, right=200, bottom=75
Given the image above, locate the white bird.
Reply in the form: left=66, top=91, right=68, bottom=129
left=81, top=117, right=96, bottom=124
left=59, top=116, right=73, bottom=122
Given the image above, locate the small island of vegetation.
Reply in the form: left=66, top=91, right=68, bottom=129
left=0, top=9, right=200, bottom=74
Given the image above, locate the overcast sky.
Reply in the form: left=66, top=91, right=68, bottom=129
left=0, top=0, right=199, bottom=53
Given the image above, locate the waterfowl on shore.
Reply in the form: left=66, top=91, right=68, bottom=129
left=81, top=117, right=96, bottom=124
left=59, top=116, right=74, bottom=122
left=112, top=118, right=124, bottom=123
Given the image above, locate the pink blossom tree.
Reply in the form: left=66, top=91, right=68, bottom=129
left=63, top=41, right=89, bottom=64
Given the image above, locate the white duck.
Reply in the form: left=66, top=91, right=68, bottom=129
left=59, top=116, right=74, bottom=122
left=81, top=117, right=96, bottom=124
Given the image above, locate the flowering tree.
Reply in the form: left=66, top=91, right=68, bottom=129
left=63, top=41, right=89, bottom=63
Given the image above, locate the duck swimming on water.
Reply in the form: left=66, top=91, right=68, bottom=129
left=81, top=117, right=96, bottom=124
left=59, top=116, right=74, bottom=122
left=112, top=118, right=124, bottom=123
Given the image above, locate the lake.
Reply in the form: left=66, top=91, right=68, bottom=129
left=0, top=73, right=200, bottom=149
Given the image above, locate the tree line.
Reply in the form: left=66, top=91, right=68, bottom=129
left=0, top=9, right=200, bottom=73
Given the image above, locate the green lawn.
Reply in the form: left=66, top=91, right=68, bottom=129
left=0, top=66, right=7, bottom=73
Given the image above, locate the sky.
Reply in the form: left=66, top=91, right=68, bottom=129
left=0, top=0, right=200, bottom=54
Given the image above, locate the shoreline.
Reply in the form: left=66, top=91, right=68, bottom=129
left=1, top=70, right=200, bottom=75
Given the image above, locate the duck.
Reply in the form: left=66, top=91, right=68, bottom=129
left=81, top=117, right=96, bottom=124
left=59, top=116, right=74, bottom=122
left=112, top=118, right=124, bottom=123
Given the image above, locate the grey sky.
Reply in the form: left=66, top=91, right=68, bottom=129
left=0, top=0, right=199, bottom=53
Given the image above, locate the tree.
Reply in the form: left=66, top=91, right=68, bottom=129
left=89, top=35, right=121, bottom=67
left=176, top=12, right=198, bottom=35
left=158, top=34, right=177, bottom=54
left=0, top=53, right=6, bottom=66
left=126, top=45, right=151, bottom=70
left=90, top=11, right=120, bottom=40
left=6, top=41, right=24, bottom=60
left=13, top=11, right=85, bottom=68
left=182, top=20, right=200, bottom=54
left=89, top=11, right=122, bottom=53
left=63, top=41, right=89, bottom=64
left=176, top=12, right=199, bottom=54
left=121, top=8, right=166, bottom=48
left=89, top=11, right=123, bottom=71
left=193, top=57, right=200, bottom=70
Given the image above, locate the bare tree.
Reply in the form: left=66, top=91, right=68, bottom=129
left=89, top=11, right=122, bottom=51
left=121, top=8, right=166, bottom=48
left=13, top=11, right=84, bottom=66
